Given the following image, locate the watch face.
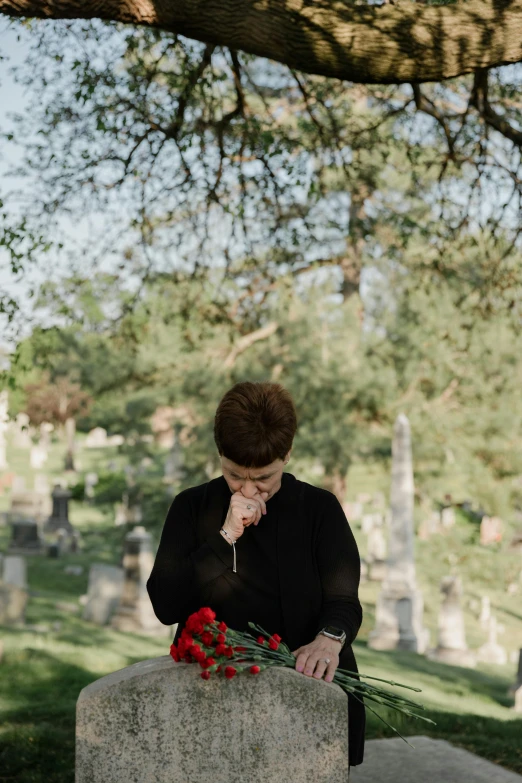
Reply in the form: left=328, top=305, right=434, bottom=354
left=324, top=626, right=344, bottom=637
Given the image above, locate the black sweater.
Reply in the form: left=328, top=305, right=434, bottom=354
left=146, top=471, right=365, bottom=766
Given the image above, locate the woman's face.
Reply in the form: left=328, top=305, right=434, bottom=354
left=220, top=452, right=290, bottom=501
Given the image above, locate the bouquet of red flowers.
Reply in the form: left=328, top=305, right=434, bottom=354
left=170, top=607, right=435, bottom=744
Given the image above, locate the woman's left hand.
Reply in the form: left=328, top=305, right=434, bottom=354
left=291, top=635, right=342, bottom=683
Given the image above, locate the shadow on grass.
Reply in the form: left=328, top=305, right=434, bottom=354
left=355, top=642, right=513, bottom=709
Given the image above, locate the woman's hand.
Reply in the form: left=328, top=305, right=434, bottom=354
left=292, top=635, right=342, bottom=683
left=223, top=490, right=269, bottom=541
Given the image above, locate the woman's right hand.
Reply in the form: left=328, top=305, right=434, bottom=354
left=222, top=490, right=269, bottom=541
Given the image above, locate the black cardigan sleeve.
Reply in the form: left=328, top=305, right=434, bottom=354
left=314, top=492, right=363, bottom=645
left=146, top=487, right=234, bottom=626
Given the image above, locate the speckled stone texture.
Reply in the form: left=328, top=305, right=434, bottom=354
left=76, top=656, right=349, bottom=783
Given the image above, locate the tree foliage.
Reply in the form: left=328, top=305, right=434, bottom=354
left=1, top=20, right=521, bottom=337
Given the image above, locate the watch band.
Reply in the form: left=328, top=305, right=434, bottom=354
left=319, top=627, right=346, bottom=648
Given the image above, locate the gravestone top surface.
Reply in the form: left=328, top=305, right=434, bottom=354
left=76, top=656, right=349, bottom=783
left=351, top=736, right=522, bottom=783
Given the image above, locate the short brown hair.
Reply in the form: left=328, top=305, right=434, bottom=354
left=214, top=381, right=297, bottom=467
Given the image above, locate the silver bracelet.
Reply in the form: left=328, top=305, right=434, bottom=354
left=220, top=527, right=237, bottom=573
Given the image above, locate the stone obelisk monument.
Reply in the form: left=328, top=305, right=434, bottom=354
left=368, top=414, right=429, bottom=653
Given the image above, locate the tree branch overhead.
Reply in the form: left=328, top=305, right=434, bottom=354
left=2, top=0, right=522, bottom=84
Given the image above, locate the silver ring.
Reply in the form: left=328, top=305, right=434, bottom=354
left=319, top=658, right=331, bottom=664
left=246, top=505, right=252, bottom=510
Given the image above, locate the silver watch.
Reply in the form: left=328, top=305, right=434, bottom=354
left=319, top=625, right=346, bottom=648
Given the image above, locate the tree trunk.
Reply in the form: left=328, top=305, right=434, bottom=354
left=323, top=469, right=347, bottom=506
left=64, top=416, right=76, bottom=471
left=2, top=0, right=522, bottom=84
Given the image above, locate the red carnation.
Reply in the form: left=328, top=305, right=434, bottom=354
left=234, top=646, right=247, bottom=652
left=217, top=621, right=227, bottom=632
left=187, top=619, right=204, bottom=636
left=200, top=656, right=216, bottom=670
left=272, top=634, right=282, bottom=643
left=216, top=665, right=222, bottom=673
left=200, top=671, right=211, bottom=680
left=257, top=636, right=265, bottom=645
left=225, top=646, right=234, bottom=658
left=198, top=607, right=216, bottom=624
left=170, top=644, right=180, bottom=662
left=186, top=644, right=205, bottom=663
left=250, top=665, right=261, bottom=675
left=215, top=644, right=227, bottom=656
left=178, top=634, right=193, bottom=651
left=201, top=631, right=214, bottom=647
left=216, top=633, right=226, bottom=644
left=268, top=638, right=279, bottom=651
left=186, top=612, right=205, bottom=634
left=224, top=666, right=237, bottom=679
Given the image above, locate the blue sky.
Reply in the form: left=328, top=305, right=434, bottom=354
left=1, top=21, right=33, bottom=346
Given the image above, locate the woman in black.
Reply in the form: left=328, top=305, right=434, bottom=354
left=146, top=380, right=365, bottom=769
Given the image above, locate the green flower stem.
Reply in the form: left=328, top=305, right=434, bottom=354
left=351, top=690, right=417, bottom=748
left=334, top=667, right=422, bottom=692
left=200, top=618, right=435, bottom=739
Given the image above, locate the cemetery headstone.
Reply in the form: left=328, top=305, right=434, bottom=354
left=85, top=472, right=99, bottom=500
left=47, top=527, right=71, bottom=557
left=342, top=501, right=363, bottom=522
left=8, top=519, right=45, bottom=555
left=75, top=659, right=349, bottom=783
left=39, top=421, right=54, bottom=450
left=9, top=489, right=48, bottom=523
left=70, top=529, right=82, bottom=553
left=11, top=475, right=26, bottom=493
left=476, top=616, right=507, bottom=665
left=0, top=472, right=15, bottom=496
left=2, top=555, right=27, bottom=589
left=114, top=503, right=127, bottom=526
left=479, top=595, right=491, bottom=628
left=367, top=526, right=387, bottom=581
left=85, top=427, right=108, bottom=448
left=13, top=412, right=31, bottom=449
left=480, top=515, right=503, bottom=545
left=44, top=485, right=73, bottom=534
left=0, top=582, right=28, bottom=625
left=30, top=444, right=48, bottom=470
left=110, top=526, right=171, bottom=635
left=361, top=513, right=376, bottom=535
left=107, top=434, right=125, bottom=446
left=82, top=564, right=125, bottom=626
left=372, top=492, right=386, bottom=509
left=369, top=414, right=429, bottom=654
left=64, top=564, right=84, bottom=576
left=34, top=474, right=50, bottom=496
left=418, top=510, right=442, bottom=540
left=441, top=506, right=456, bottom=529
left=508, top=530, right=522, bottom=552
left=427, top=575, right=475, bottom=667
